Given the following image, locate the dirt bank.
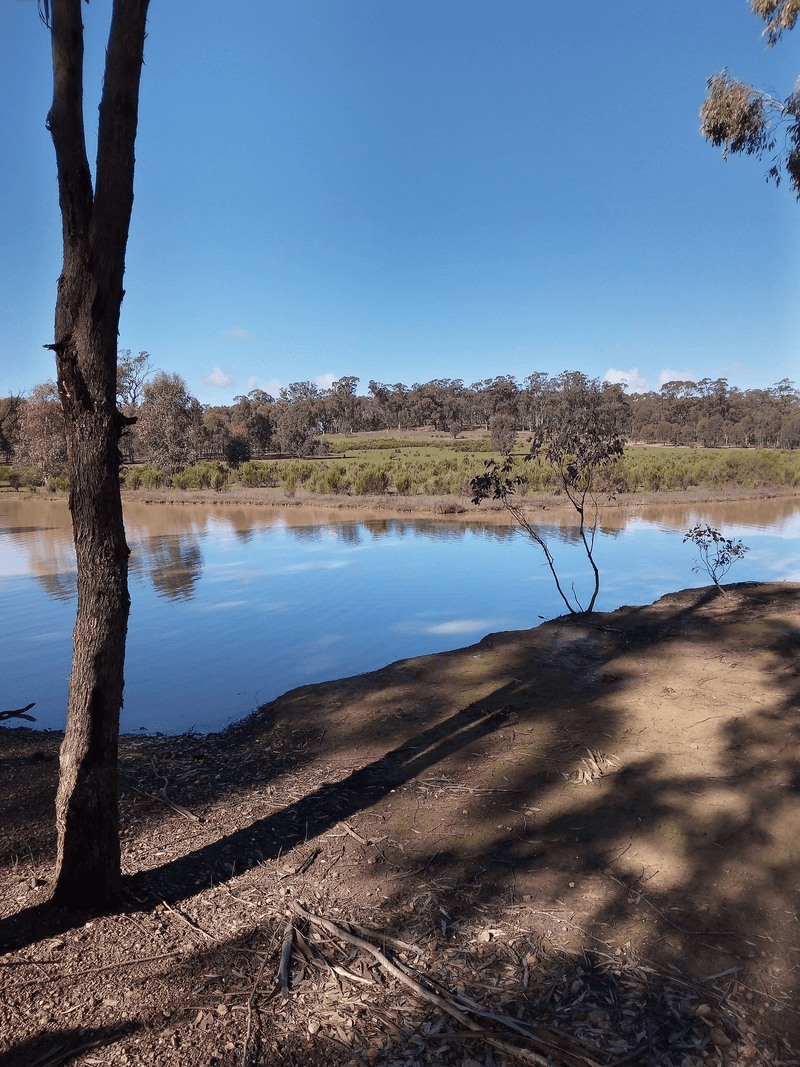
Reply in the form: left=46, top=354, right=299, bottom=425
left=119, top=483, right=800, bottom=520
left=2, top=581, right=800, bottom=1066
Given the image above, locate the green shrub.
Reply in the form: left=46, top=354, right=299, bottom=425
left=393, top=471, right=414, bottom=495
left=353, top=465, right=390, bottom=495
left=172, top=461, right=229, bottom=491
left=45, top=469, right=70, bottom=493
left=0, top=466, right=18, bottom=491
left=132, top=465, right=166, bottom=489
left=281, top=460, right=317, bottom=494
left=237, top=460, right=280, bottom=488
left=313, top=463, right=350, bottom=494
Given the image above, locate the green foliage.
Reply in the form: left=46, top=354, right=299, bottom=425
left=352, top=465, right=390, bottom=495
left=124, top=464, right=166, bottom=490
left=236, top=460, right=280, bottom=488
left=471, top=376, right=628, bottom=614
left=172, top=461, right=230, bottom=491
left=281, top=460, right=318, bottom=494
left=223, top=434, right=250, bottom=469
left=46, top=469, right=70, bottom=493
left=313, top=463, right=351, bottom=494
left=0, top=465, right=19, bottom=490
left=683, top=524, right=750, bottom=590
left=613, top=447, right=800, bottom=492
left=489, top=413, right=517, bottom=453
left=701, top=2, right=800, bottom=199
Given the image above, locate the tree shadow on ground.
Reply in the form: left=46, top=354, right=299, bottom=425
left=2, top=582, right=799, bottom=1054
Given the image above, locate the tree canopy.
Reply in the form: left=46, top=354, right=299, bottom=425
left=700, top=0, right=800, bottom=198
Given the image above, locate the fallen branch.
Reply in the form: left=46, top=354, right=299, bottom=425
left=120, top=777, right=202, bottom=822
left=0, top=703, right=36, bottom=722
left=160, top=899, right=222, bottom=943
left=17, top=951, right=180, bottom=987
left=278, top=922, right=294, bottom=999
left=242, top=953, right=268, bottom=1067
left=291, top=901, right=587, bottom=1067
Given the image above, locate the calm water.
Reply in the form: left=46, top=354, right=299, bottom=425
left=2, top=496, right=799, bottom=735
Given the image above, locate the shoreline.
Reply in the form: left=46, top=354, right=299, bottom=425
left=4, top=480, right=798, bottom=524
left=116, top=482, right=800, bottom=522
left=2, top=581, right=799, bottom=1063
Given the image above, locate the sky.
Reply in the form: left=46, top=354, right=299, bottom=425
left=2, top=0, right=798, bottom=407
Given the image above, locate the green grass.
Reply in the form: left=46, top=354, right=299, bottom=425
left=108, top=442, right=800, bottom=498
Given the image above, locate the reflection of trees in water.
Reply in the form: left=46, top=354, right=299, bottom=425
left=132, top=535, right=203, bottom=601
left=287, top=525, right=324, bottom=544
left=231, top=526, right=255, bottom=544
left=34, top=571, right=76, bottom=602
left=595, top=524, right=622, bottom=540
left=333, top=524, right=363, bottom=544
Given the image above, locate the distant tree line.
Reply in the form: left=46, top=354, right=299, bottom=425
left=2, top=359, right=798, bottom=485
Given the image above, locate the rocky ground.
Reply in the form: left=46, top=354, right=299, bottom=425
left=2, top=581, right=800, bottom=1067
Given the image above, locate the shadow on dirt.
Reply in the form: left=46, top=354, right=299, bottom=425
left=2, top=582, right=799, bottom=1057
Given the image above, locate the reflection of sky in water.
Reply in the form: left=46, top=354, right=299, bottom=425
left=2, top=498, right=799, bottom=736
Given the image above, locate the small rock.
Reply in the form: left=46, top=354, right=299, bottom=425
left=708, top=1026, right=731, bottom=1048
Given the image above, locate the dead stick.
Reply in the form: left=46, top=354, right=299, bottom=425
left=0, top=703, right=36, bottom=722
left=17, top=951, right=180, bottom=987
left=122, top=780, right=201, bottom=822
left=242, top=954, right=268, bottom=1067
left=291, top=902, right=552, bottom=1067
left=161, top=899, right=222, bottom=943
left=278, top=922, right=294, bottom=999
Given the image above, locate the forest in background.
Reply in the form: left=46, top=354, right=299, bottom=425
left=1, top=360, right=799, bottom=497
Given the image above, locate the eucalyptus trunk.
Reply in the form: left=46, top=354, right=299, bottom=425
left=45, top=0, right=150, bottom=910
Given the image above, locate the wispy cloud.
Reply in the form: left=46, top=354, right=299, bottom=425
left=247, top=376, right=281, bottom=396
left=392, top=617, right=499, bottom=637
left=222, top=327, right=254, bottom=341
left=657, top=367, right=697, bottom=389
left=316, top=372, right=336, bottom=390
left=604, top=367, right=648, bottom=394
left=203, top=367, right=236, bottom=388
left=723, top=361, right=754, bottom=380
left=425, top=619, right=496, bottom=635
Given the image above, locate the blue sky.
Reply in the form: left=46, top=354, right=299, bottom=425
left=2, top=0, right=798, bottom=406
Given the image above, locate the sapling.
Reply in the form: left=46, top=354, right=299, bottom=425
left=683, top=524, right=749, bottom=592
left=471, top=376, right=627, bottom=614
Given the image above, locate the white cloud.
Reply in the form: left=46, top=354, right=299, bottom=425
left=222, top=327, right=254, bottom=341
left=246, top=376, right=281, bottom=397
left=604, top=367, right=648, bottom=394
left=316, top=372, right=336, bottom=390
left=425, top=619, right=496, bottom=635
left=202, top=367, right=236, bottom=388
left=657, top=367, right=697, bottom=389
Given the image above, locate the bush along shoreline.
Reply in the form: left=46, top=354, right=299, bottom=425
left=2, top=441, right=799, bottom=501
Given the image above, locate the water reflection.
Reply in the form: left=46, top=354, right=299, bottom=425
left=133, top=535, right=204, bottom=602
left=2, top=494, right=798, bottom=734
left=34, top=571, right=76, bottom=603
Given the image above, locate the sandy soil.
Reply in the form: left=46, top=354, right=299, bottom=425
left=2, top=581, right=800, bottom=1067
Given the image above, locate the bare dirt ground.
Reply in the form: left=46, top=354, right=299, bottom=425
left=2, top=582, right=800, bottom=1067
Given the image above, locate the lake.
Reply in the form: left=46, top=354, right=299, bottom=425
left=2, top=495, right=799, bottom=735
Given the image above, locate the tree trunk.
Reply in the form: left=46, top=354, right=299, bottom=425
left=45, top=0, right=150, bottom=911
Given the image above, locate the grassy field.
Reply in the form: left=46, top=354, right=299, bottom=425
left=3, top=438, right=800, bottom=498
